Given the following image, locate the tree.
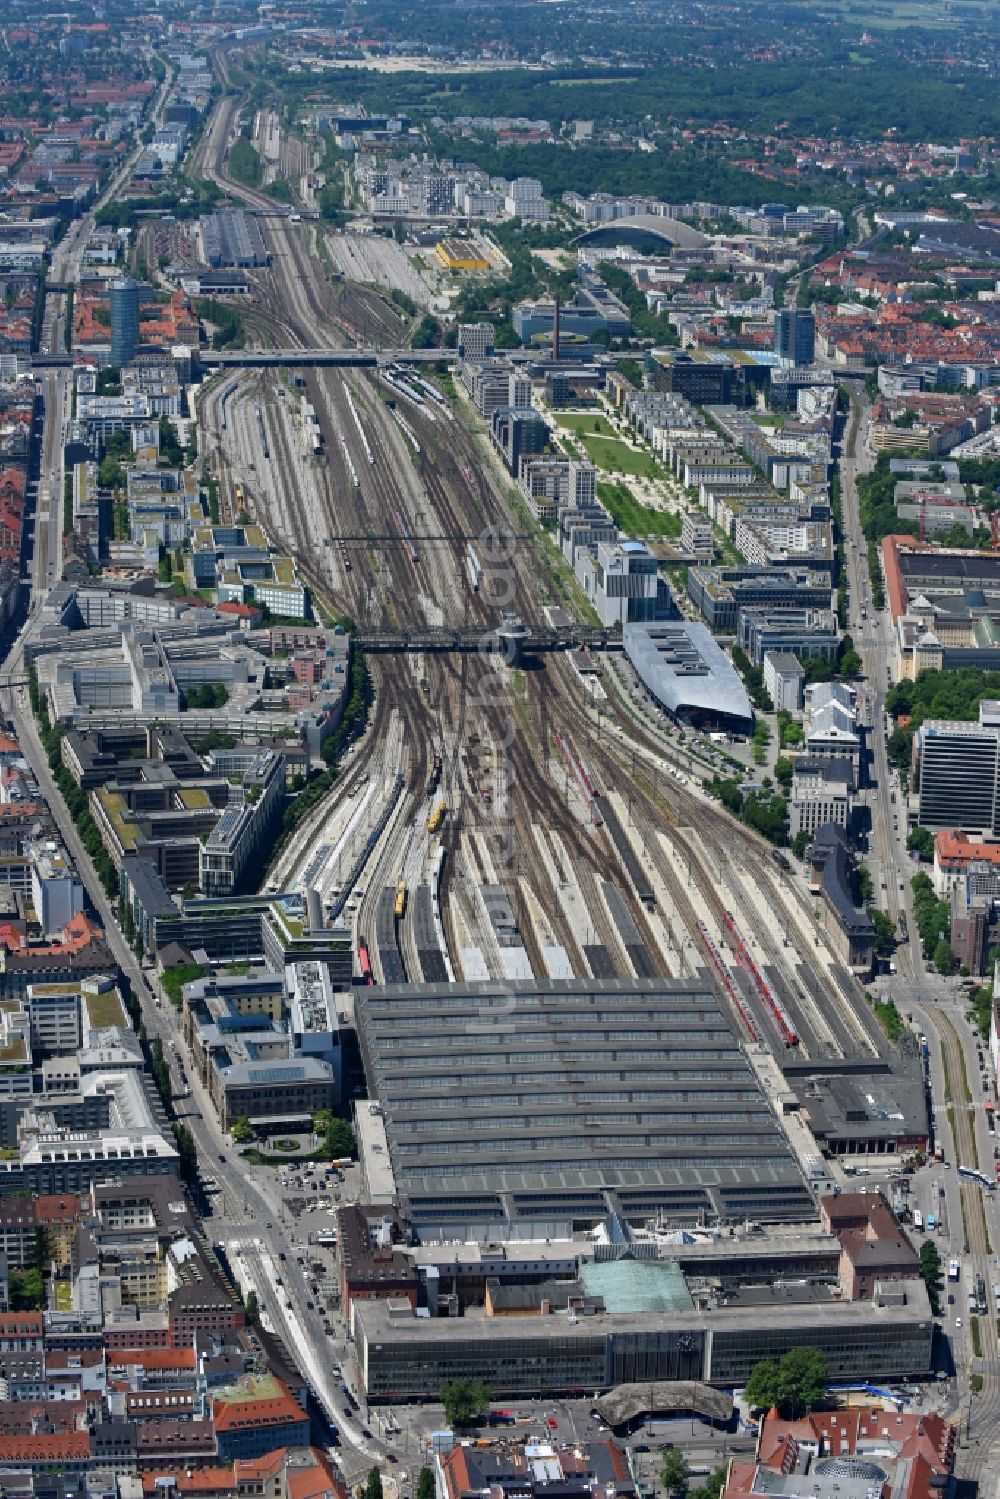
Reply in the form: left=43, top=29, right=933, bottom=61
left=688, top=1471, right=726, bottom=1499
left=8, top=1268, right=44, bottom=1310
left=245, top=1289, right=260, bottom=1324
left=366, top=1469, right=384, bottom=1499
left=744, top=1357, right=780, bottom=1411
left=933, top=937, right=957, bottom=975
left=745, top=1347, right=827, bottom=1417
left=98, top=455, right=125, bottom=490
left=907, top=826, right=934, bottom=861
left=411, top=315, right=442, bottom=350
left=792, top=829, right=811, bottom=859
left=417, top=1470, right=435, bottom=1499
left=870, top=908, right=897, bottom=958
left=172, top=1122, right=197, bottom=1183
left=919, top=1239, right=942, bottom=1314
left=313, top=1110, right=356, bottom=1159
left=774, top=1347, right=828, bottom=1417
left=441, top=1378, right=493, bottom=1428
left=231, top=1117, right=252, bottom=1144
left=774, top=756, right=794, bottom=792
left=659, top=1448, right=689, bottom=1495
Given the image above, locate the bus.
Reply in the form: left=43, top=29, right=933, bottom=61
left=948, top=1258, right=960, bottom=1281
left=926, top=1213, right=936, bottom=1232
left=913, top=1210, right=924, bottom=1231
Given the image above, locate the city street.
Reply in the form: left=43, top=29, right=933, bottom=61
left=838, top=388, right=1000, bottom=1484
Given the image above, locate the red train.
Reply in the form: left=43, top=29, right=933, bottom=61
left=357, top=940, right=373, bottom=984
left=723, top=911, right=799, bottom=1048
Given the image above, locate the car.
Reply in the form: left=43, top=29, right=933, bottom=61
left=279, top=1252, right=287, bottom=1261
left=307, top=1300, right=315, bottom=1310
left=362, top=1428, right=373, bottom=1439
left=219, top=1154, right=226, bottom=1163
left=546, top=1418, right=558, bottom=1430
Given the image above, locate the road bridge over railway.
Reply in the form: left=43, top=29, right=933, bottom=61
left=201, top=347, right=459, bottom=370
left=356, top=625, right=619, bottom=654
left=328, top=533, right=532, bottom=544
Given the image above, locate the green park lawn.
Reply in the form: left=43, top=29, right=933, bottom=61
left=576, top=432, right=664, bottom=479
left=554, top=411, right=619, bottom=438
left=598, top=482, right=682, bottom=539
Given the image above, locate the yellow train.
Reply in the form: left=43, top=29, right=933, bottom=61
left=394, top=881, right=408, bottom=920
left=427, top=802, right=447, bottom=835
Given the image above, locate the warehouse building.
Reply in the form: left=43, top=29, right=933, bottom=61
left=200, top=209, right=270, bottom=268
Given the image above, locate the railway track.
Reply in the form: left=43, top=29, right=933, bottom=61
left=194, top=55, right=880, bottom=1040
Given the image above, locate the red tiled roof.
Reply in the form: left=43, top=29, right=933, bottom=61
left=142, top=1472, right=236, bottom=1497
left=34, top=1194, right=84, bottom=1224
left=0, top=1311, right=42, bottom=1337
left=935, top=830, right=1000, bottom=869
left=0, top=1433, right=90, bottom=1462
left=212, top=1381, right=306, bottom=1434
left=109, top=1347, right=195, bottom=1371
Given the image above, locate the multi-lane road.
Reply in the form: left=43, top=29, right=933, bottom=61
left=837, top=388, right=1000, bottom=1480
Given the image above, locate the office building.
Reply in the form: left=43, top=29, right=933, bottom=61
left=738, top=607, right=840, bottom=667
left=491, top=407, right=549, bottom=475
left=680, top=512, right=714, bottom=563
left=198, top=749, right=285, bottom=898
left=808, top=824, right=876, bottom=974
left=789, top=758, right=853, bottom=840
left=914, top=714, right=1000, bottom=835
left=519, top=457, right=596, bottom=523
left=577, top=539, right=658, bottom=627
left=687, top=566, right=833, bottom=634
left=775, top=308, right=815, bottom=368
left=110, top=278, right=141, bottom=368
left=355, top=1285, right=932, bottom=1400
left=457, top=322, right=495, bottom=362
left=651, top=351, right=741, bottom=406
left=762, top=651, right=805, bottom=713
left=513, top=286, right=629, bottom=343
left=27, top=841, right=84, bottom=939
